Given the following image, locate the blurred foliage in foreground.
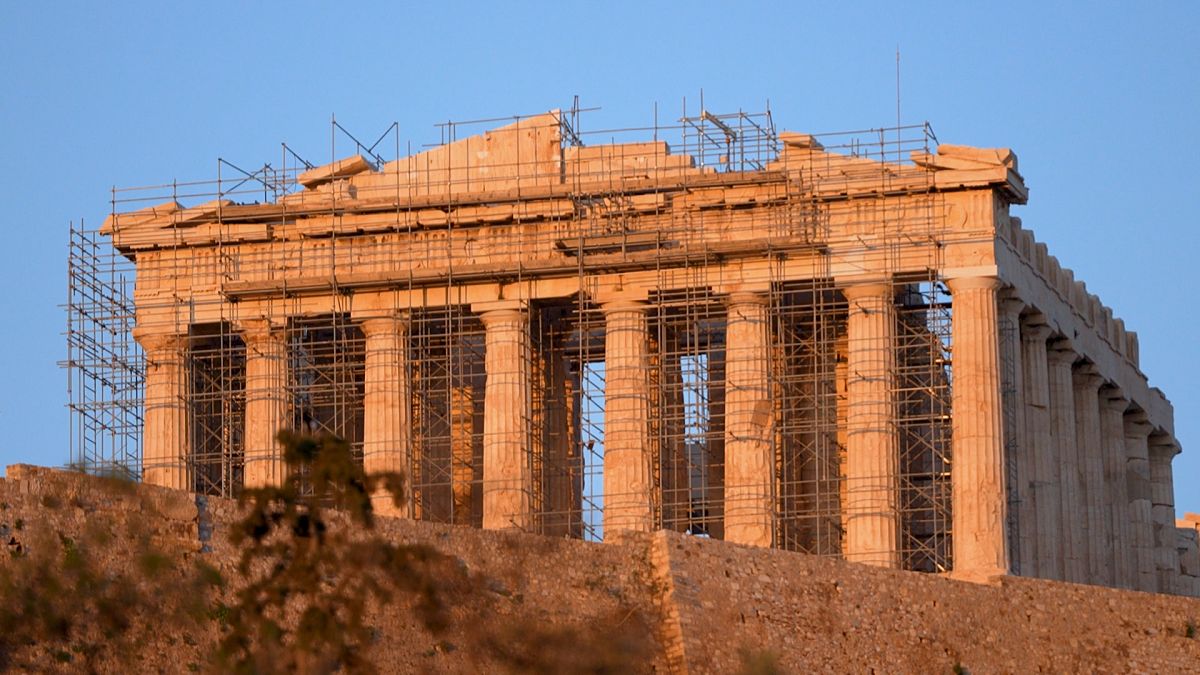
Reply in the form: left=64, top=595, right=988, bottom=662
left=0, top=431, right=652, bottom=673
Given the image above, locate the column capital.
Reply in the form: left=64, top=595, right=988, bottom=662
left=133, top=329, right=188, bottom=355
left=1099, top=386, right=1128, bottom=413
left=359, top=312, right=411, bottom=338
left=724, top=291, right=769, bottom=308
left=1148, top=435, right=1181, bottom=459
left=839, top=280, right=893, bottom=302
left=1020, top=321, right=1053, bottom=344
left=1071, top=363, right=1105, bottom=391
left=238, top=317, right=286, bottom=345
left=477, top=307, right=529, bottom=329
left=945, top=275, right=1002, bottom=294
left=474, top=300, right=528, bottom=330
left=601, top=298, right=649, bottom=315
left=998, top=290, right=1026, bottom=318
left=1046, top=339, right=1077, bottom=366
left=1124, top=410, right=1154, bottom=440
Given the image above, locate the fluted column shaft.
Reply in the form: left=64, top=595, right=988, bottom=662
left=138, top=332, right=190, bottom=491
left=1148, top=439, right=1180, bottom=594
left=1021, top=322, right=1059, bottom=580
left=1124, top=417, right=1157, bottom=592
left=1047, top=345, right=1085, bottom=583
left=1073, top=369, right=1108, bottom=585
left=948, top=276, right=1009, bottom=579
left=1099, top=392, right=1133, bottom=588
left=243, top=320, right=288, bottom=489
left=842, top=282, right=899, bottom=568
left=361, top=315, right=412, bottom=518
left=999, top=298, right=1032, bottom=575
left=480, top=307, right=533, bottom=531
left=602, top=300, right=655, bottom=536
left=723, top=292, right=774, bottom=547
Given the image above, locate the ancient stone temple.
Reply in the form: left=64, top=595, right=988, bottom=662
left=69, top=107, right=1197, bottom=595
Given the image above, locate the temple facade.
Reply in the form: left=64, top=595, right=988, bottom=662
left=96, top=110, right=1197, bottom=594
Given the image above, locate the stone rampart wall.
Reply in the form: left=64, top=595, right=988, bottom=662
left=2, top=466, right=1198, bottom=673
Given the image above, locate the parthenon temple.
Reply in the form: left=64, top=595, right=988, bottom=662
left=68, top=107, right=1198, bottom=595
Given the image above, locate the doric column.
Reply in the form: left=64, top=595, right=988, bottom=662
left=449, top=384, right=478, bottom=526
left=723, top=292, right=774, bottom=547
left=1073, top=367, right=1108, bottom=585
left=659, top=351, right=690, bottom=531
left=1099, top=389, right=1133, bottom=588
left=947, top=276, right=1009, bottom=580
left=842, top=281, right=899, bottom=568
left=478, top=305, right=533, bottom=531
left=360, top=314, right=412, bottom=518
left=1021, top=320, right=1060, bottom=580
left=540, top=341, right=581, bottom=537
left=1047, top=343, right=1085, bottom=583
left=602, top=300, right=655, bottom=536
left=1148, top=436, right=1181, bottom=594
left=136, top=331, right=190, bottom=491
left=999, top=296, right=1032, bottom=576
left=1124, top=413, right=1157, bottom=592
left=242, top=319, right=288, bottom=489
left=706, top=346, right=727, bottom=540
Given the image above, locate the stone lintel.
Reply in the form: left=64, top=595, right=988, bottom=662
left=351, top=308, right=411, bottom=325
left=501, top=277, right=580, bottom=302
left=598, top=296, right=651, bottom=313
left=713, top=279, right=773, bottom=296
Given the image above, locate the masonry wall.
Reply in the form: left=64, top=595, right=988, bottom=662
left=3, top=466, right=1199, bottom=673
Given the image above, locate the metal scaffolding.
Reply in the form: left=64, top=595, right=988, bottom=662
left=65, top=102, right=954, bottom=571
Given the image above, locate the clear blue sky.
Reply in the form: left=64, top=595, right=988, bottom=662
left=1, top=2, right=1196, bottom=516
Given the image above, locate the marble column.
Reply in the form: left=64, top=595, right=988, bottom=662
left=705, top=346, right=727, bottom=540
left=723, top=292, right=774, bottom=547
left=1099, top=389, right=1133, bottom=588
left=999, top=296, right=1032, bottom=576
left=137, top=331, right=191, bottom=491
left=1047, top=343, right=1085, bottom=583
left=540, top=339, right=582, bottom=537
left=360, top=314, right=412, bottom=518
left=842, top=282, right=899, bottom=568
left=242, top=319, right=288, bottom=489
left=479, top=306, right=533, bottom=531
left=602, top=300, right=655, bottom=536
left=450, top=384, right=479, bottom=526
left=1021, top=320, right=1059, bottom=580
left=1073, top=367, right=1108, bottom=585
left=947, top=276, right=1009, bottom=580
left=1075, top=367, right=1108, bottom=583
left=1148, top=436, right=1181, bottom=594
left=1124, top=413, right=1157, bottom=592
